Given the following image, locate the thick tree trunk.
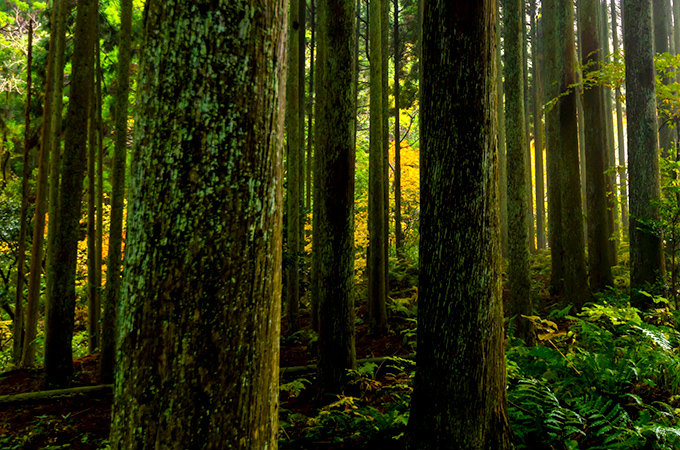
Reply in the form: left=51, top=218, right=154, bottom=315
left=623, top=0, right=666, bottom=306
left=13, top=20, right=32, bottom=364
left=44, top=0, right=97, bottom=387
left=544, top=0, right=590, bottom=307
left=579, top=0, right=614, bottom=291
left=109, top=2, right=286, bottom=448
left=505, top=0, right=534, bottom=343
left=287, top=0, right=302, bottom=334
left=313, top=0, right=357, bottom=392
left=368, top=0, right=387, bottom=335
left=22, top=0, right=67, bottom=368
left=407, top=1, right=512, bottom=448
left=612, top=0, right=629, bottom=233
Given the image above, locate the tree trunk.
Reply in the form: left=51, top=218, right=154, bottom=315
left=13, top=19, right=33, bottom=364
left=394, top=0, right=404, bottom=260
left=654, top=0, right=674, bottom=159
left=544, top=0, right=590, bottom=307
left=498, top=6, right=509, bottom=259
left=306, top=0, right=315, bottom=213
left=101, top=0, right=132, bottom=383
left=612, top=0, right=629, bottom=233
left=579, top=0, right=614, bottom=291
left=522, top=0, right=536, bottom=254
left=368, top=0, right=387, bottom=335
left=86, top=52, right=98, bottom=353
left=313, top=0, right=357, bottom=392
left=109, top=1, right=286, bottom=448
left=95, top=17, right=104, bottom=358
left=382, top=0, right=390, bottom=296
left=287, top=0, right=302, bottom=334
left=44, top=0, right=97, bottom=387
left=22, top=0, right=67, bottom=368
left=407, top=1, right=512, bottom=448
left=623, top=0, right=666, bottom=306
left=532, top=0, right=546, bottom=250
left=505, top=0, right=534, bottom=343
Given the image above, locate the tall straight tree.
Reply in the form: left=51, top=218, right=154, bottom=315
left=86, top=52, right=99, bottom=353
left=13, top=19, right=32, bottom=363
left=368, top=0, right=387, bottom=335
left=498, top=8, right=509, bottom=258
left=653, top=0, right=674, bottom=156
left=306, top=0, right=316, bottom=212
left=286, top=0, right=302, bottom=334
left=381, top=0, right=389, bottom=292
left=393, top=0, right=404, bottom=259
left=109, top=1, right=286, bottom=448
left=522, top=0, right=536, bottom=253
left=21, top=0, right=67, bottom=368
left=504, top=0, right=534, bottom=343
left=611, top=0, right=629, bottom=232
left=623, top=0, right=666, bottom=305
left=313, top=0, right=357, bottom=391
left=600, top=0, right=619, bottom=262
left=101, top=0, right=132, bottom=383
left=531, top=0, right=546, bottom=250
left=544, top=0, right=590, bottom=307
left=579, top=0, right=614, bottom=291
left=407, top=0, right=511, bottom=447
left=44, top=0, right=97, bottom=386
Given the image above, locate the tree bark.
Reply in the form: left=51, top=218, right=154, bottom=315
left=287, top=0, right=302, bottom=334
left=86, top=46, right=99, bottom=353
left=13, top=19, right=32, bottom=364
left=393, top=0, right=404, bottom=260
left=407, top=1, right=512, bottom=448
left=579, top=0, right=614, bottom=291
left=109, top=1, right=286, bottom=448
left=313, top=0, right=357, bottom=392
left=612, top=0, right=629, bottom=233
left=498, top=5, right=509, bottom=258
left=544, top=0, right=590, bottom=307
left=531, top=0, right=546, bottom=250
left=368, top=0, right=387, bottom=335
left=623, top=0, right=666, bottom=306
left=505, top=0, right=534, bottom=343
left=44, top=0, right=97, bottom=387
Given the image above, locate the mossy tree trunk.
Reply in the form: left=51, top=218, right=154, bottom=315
left=287, top=0, right=302, bottom=334
left=407, top=1, right=512, bottom=448
left=498, top=5, right=509, bottom=259
left=368, top=0, right=387, bottom=335
left=653, top=0, right=674, bottom=157
left=44, top=0, right=97, bottom=387
left=504, top=0, right=534, bottom=343
left=101, top=0, right=132, bottom=383
left=109, top=1, right=286, bottom=448
left=579, top=0, right=614, bottom=291
left=522, top=0, right=536, bottom=254
left=313, top=0, right=357, bottom=392
left=544, top=0, right=590, bottom=308
left=623, top=0, right=666, bottom=306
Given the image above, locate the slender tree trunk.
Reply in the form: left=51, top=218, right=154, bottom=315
left=109, top=2, right=286, bottom=447
left=580, top=0, right=614, bottom=291
left=654, top=0, right=674, bottom=156
left=286, top=0, right=301, bottom=334
left=544, top=0, right=590, bottom=307
left=13, top=20, right=33, bottom=364
left=393, top=0, right=404, bottom=260
left=368, top=0, right=387, bottom=335
left=623, top=0, right=666, bottom=306
left=22, top=0, right=67, bottom=367
left=407, top=2, right=511, bottom=447
left=674, top=0, right=680, bottom=60
left=306, top=0, right=315, bottom=213
left=498, top=7, right=509, bottom=259
left=101, top=0, right=132, bottom=383
left=86, top=50, right=98, bottom=353
left=612, top=0, right=629, bottom=233
left=95, top=16, right=104, bottom=355
left=601, top=0, right=619, bottom=264
left=575, top=18, right=589, bottom=244
left=531, top=0, right=546, bottom=250
left=44, top=0, right=97, bottom=387
left=522, top=0, right=536, bottom=253
left=505, top=0, right=534, bottom=343
left=381, top=0, right=389, bottom=294
left=314, top=0, right=357, bottom=392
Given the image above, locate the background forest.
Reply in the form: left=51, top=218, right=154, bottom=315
left=0, top=0, right=679, bottom=449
